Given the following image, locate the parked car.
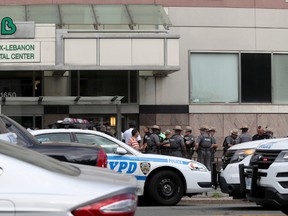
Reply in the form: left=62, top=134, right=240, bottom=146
left=0, top=138, right=137, bottom=216
left=219, top=139, right=266, bottom=198
left=30, top=128, right=215, bottom=206
left=218, top=138, right=287, bottom=199
left=0, top=114, right=107, bottom=168
left=239, top=138, right=288, bottom=214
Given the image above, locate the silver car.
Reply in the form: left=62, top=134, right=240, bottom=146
left=0, top=139, right=137, bottom=216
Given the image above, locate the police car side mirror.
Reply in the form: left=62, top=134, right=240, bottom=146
left=115, top=147, right=127, bottom=155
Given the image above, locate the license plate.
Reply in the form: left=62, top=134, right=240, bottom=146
left=246, top=178, right=252, bottom=190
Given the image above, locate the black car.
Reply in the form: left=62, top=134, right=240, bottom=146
left=0, top=114, right=107, bottom=168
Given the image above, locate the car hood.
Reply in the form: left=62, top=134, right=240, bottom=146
left=256, top=138, right=288, bottom=151
left=229, top=138, right=288, bottom=150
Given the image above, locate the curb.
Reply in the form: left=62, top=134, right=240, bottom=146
left=179, top=196, right=248, bottom=205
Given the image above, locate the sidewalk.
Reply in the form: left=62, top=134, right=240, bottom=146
left=179, top=188, right=246, bottom=204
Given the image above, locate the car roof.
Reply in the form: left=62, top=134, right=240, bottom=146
left=30, top=128, right=104, bottom=135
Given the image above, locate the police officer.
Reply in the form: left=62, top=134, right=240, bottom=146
left=252, top=126, right=270, bottom=140
left=195, top=125, right=213, bottom=171
left=160, top=129, right=173, bottom=155
left=146, top=125, right=161, bottom=154
left=171, top=125, right=187, bottom=158
left=264, top=127, right=275, bottom=139
left=239, top=125, right=252, bottom=143
left=208, top=127, right=218, bottom=163
left=184, top=126, right=195, bottom=159
left=223, top=129, right=240, bottom=155
left=142, top=126, right=151, bottom=153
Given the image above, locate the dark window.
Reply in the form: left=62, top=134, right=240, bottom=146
left=241, top=53, right=271, bottom=103
left=9, top=116, right=42, bottom=130
left=130, top=71, right=138, bottom=103
left=70, top=70, right=138, bottom=103
left=0, top=71, right=41, bottom=97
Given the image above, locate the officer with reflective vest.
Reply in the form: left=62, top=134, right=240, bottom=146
left=195, top=125, right=213, bottom=171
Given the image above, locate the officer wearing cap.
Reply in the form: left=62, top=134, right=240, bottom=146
left=239, top=125, right=252, bottom=143
left=146, top=125, right=161, bottom=154
left=184, top=126, right=195, bottom=159
left=171, top=125, right=187, bottom=158
left=223, top=129, right=240, bottom=155
left=195, top=125, right=213, bottom=170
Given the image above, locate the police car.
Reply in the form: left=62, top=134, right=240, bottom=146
left=239, top=138, right=288, bottom=214
left=219, top=139, right=267, bottom=198
left=30, top=128, right=214, bottom=206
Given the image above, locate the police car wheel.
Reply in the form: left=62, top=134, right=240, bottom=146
left=148, top=170, right=184, bottom=206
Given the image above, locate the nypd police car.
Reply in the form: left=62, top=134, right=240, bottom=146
left=30, top=128, right=213, bottom=206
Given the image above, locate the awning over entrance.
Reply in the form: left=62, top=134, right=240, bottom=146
left=0, top=4, right=171, bottom=29
left=0, top=96, right=123, bottom=105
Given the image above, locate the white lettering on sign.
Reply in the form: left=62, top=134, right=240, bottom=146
left=0, top=42, right=40, bottom=63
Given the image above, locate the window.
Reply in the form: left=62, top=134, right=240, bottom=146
left=190, top=52, right=277, bottom=104
left=10, top=116, right=42, bottom=130
left=75, top=133, right=119, bottom=153
left=71, top=70, right=138, bottom=103
left=190, top=53, right=238, bottom=103
left=0, top=115, right=39, bottom=147
left=35, top=133, right=71, bottom=143
left=273, top=54, right=288, bottom=104
left=0, top=71, right=42, bottom=97
left=241, top=53, right=271, bottom=103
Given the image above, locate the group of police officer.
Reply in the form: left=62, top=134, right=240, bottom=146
left=141, top=124, right=218, bottom=171
left=131, top=124, right=276, bottom=171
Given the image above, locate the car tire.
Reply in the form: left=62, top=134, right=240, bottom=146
left=148, top=170, right=184, bottom=206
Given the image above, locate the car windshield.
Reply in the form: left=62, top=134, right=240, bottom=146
left=0, top=139, right=80, bottom=176
left=0, top=115, right=40, bottom=146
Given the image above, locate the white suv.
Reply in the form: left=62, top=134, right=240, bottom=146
left=219, top=139, right=280, bottom=198
left=240, top=138, right=288, bottom=214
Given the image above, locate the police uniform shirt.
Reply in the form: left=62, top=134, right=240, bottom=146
left=211, top=136, right=217, bottom=145
left=143, top=132, right=151, bottom=144
left=196, top=133, right=211, bottom=147
left=252, top=133, right=270, bottom=141
left=225, top=135, right=240, bottom=145
left=173, top=134, right=185, bottom=149
left=239, top=133, right=252, bottom=143
left=149, top=133, right=161, bottom=147
left=184, top=134, right=194, bottom=147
